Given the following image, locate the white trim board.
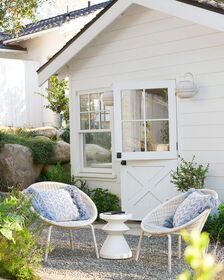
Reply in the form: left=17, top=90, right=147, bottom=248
left=37, top=0, right=224, bottom=86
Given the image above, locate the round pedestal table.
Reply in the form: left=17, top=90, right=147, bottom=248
left=99, top=213, right=132, bottom=259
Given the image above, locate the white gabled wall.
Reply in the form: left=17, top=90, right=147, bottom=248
left=68, top=4, right=224, bottom=199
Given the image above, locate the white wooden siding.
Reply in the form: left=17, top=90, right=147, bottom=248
left=0, top=59, right=43, bottom=127
left=69, top=4, right=224, bottom=198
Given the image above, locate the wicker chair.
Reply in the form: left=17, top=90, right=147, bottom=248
left=135, top=189, right=218, bottom=273
left=27, top=181, right=99, bottom=262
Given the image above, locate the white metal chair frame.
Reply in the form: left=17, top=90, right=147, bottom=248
left=135, top=189, right=218, bottom=273
left=28, top=182, right=99, bottom=262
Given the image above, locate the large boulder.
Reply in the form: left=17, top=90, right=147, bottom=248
left=0, top=144, right=43, bottom=190
left=50, top=140, right=70, bottom=163
left=86, top=144, right=111, bottom=163
left=29, top=126, right=59, bottom=139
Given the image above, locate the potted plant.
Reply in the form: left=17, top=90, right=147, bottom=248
left=40, top=75, right=69, bottom=128
left=171, top=156, right=209, bottom=192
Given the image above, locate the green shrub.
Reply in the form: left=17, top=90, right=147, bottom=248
left=40, top=163, right=72, bottom=184
left=0, top=131, right=56, bottom=164
left=171, top=156, right=209, bottom=192
left=91, top=188, right=120, bottom=217
left=74, top=179, right=120, bottom=218
left=203, top=204, right=224, bottom=245
left=59, top=127, right=70, bottom=143
left=0, top=192, right=43, bottom=280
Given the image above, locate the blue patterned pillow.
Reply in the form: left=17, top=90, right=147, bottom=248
left=65, top=185, right=90, bottom=220
left=25, top=187, right=79, bottom=222
left=173, top=191, right=217, bottom=227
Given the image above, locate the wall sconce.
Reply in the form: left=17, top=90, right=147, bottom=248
left=176, top=72, right=198, bottom=98
left=102, top=91, right=113, bottom=106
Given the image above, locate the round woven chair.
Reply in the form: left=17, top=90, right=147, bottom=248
left=28, top=181, right=99, bottom=262
left=135, top=189, right=218, bottom=273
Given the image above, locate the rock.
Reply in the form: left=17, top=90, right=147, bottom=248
left=29, top=126, right=59, bottom=139
left=86, top=144, right=111, bottom=162
left=0, top=144, right=43, bottom=190
left=34, top=135, right=52, bottom=142
left=50, top=141, right=70, bottom=163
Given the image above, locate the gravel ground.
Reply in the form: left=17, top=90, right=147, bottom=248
left=38, top=227, right=190, bottom=280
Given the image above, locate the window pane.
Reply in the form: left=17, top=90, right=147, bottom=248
left=146, top=121, right=169, bottom=151
left=83, top=132, right=112, bottom=168
left=80, top=113, right=89, bottom=129
left=122, top=90, right=144, bottom=120
left=101, top=111, right=110, bottom=129
left=100, top=93, right=111, bottom=111
left=122, top=121, right=145, bottom=152
left=145, top=88, right=168, bottom=119
left=90, top=112, right=100, bottom=129
left=90, top=93, right=100, bottom=111
left=80, top=95, right=89, bottom=112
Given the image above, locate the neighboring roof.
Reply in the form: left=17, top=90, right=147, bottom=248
left=3, top=1, right=112, bottom=42
left=0, top=33, right=26, bottom=52
left=37, top=0, right=224, bottom=85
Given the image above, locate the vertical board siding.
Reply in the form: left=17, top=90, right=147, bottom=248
left=70, top=5, right=224, bottom=197
left=0, top=59, right=43, bottom=127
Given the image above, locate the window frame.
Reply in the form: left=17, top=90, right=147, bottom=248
left=113, top=80, right=177, bottom=161
left=77, top=89, right=114, bottom=175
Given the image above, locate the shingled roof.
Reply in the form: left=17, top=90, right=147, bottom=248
left=3, top=1, right=112, bottom=42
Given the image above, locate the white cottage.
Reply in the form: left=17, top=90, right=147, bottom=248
left=37, top=0, right=224, bottom=220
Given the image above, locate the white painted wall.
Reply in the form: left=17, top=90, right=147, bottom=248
left=0, top=59, right=42, bottom=127
left=68, top=4, right=224, bottom=200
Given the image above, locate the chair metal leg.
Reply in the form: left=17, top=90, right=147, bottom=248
left=90, top=224, right=99, bottom=259
left=44, top=226, right=52, bottom=262
left=135, top=231, right=144, bottom=261
left=69, top=229, right=74, bottom=250
left=178, top=235, right=182, bottom=259
left=168, top=234, right=172, bottom=274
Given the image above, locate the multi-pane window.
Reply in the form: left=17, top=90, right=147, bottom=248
left=79, top=92, right=112, bottom=170
left=114, top=81, right=176, bottom=160
left=121, top=88, right=169, bottom=152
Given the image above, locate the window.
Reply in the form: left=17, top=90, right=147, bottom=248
left=114, top=81, right=177, bottom=160
left=79, top=91, right=112, bottom=172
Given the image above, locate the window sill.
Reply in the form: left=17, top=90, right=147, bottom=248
left=75, top=172, right=117, bottom=180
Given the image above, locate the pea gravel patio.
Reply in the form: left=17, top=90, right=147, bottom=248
left=38, top=226, right=189, bottom=280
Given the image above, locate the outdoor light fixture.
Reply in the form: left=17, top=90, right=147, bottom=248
left=102, top=91, right=113, bottom=106
left=176, top=72, right=198, bottom=98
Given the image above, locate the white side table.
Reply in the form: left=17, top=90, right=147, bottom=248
left=99, top=213, right=132, bottom=259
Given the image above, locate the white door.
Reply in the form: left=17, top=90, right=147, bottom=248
left=113, top=80, right=178, bottom=220
left=121, top=160, right=178, bottom=220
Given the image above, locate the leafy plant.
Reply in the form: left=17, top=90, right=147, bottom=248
left=178, top=230, right=223, bottom=280
left=59, top=127, right=70, bottom=143
left=0, top=191, right=43, bottom=280
left=74, top=178, right=120, bottom=218
left=40, top=76, right=69, bottom=117
left=171, top=156, right=209, bottom=192
left=0, top=131, right=56, bottom=164
left=39, top=163, right=73, bottom=184
left=91, top=188, right=120, bottom=217
left=203, top=204, right=224, bottom=245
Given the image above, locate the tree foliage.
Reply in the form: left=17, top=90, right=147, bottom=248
left=0, top=0, right=47, bottom=34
